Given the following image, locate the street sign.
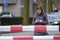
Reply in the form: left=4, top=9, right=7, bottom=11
left=3, top=0, right=8, bottom=7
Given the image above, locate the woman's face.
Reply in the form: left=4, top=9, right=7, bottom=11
left=37, top=9, right=41, bottom=14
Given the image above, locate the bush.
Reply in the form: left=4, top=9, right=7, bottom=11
left=1, top=17, right=33, bottom=25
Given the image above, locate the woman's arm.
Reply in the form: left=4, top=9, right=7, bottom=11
left=32, top=16, right=36, bottom=25
left=42, top=14, right=48, bottom=24
left=32, top=13, right=37, bottom=25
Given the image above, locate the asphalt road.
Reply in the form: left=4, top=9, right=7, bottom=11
left=1, top=32, right=34, bottom=36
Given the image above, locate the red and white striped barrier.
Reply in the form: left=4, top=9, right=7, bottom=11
left=0, top=36, right=60, bottom=40
left=0, top=25, right=60, bottom=35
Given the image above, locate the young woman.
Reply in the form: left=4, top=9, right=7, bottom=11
left=32, top=6, right=48, bottom=35
left=32, top=6, right=48, bottom=25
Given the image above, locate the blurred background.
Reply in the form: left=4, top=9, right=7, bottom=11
left=0, top=0, right=60, bottom=25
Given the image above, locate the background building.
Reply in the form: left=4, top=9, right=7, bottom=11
left=0, top=0, right=33, bottom=17
left=0, top=0, right=60, bottom=17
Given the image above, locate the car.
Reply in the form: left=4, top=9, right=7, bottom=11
left=0, top=12, right=14, bottom=18
left=47, top=12, right=60, bottom=25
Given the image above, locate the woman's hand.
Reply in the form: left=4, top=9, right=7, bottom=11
left=39, top=20, right=43, bottom=22
left=35, top=19, right=43, bottom=23
left=35, top=20, right=39, bottom=23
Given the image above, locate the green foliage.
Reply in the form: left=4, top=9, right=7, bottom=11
left=1, top=17, right=23, bottom=25
left=1, top=17, right=33, bottom=25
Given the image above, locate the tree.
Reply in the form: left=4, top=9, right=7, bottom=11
left=37, top=0, right=46, bottom=12
left=48, top=0, right=52, bottom=12
left=37, top=0, right=43, bottom=7
left=23, top=0, right=29, bottom=25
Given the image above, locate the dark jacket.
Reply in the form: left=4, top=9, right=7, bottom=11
left=32, top=12, right=48, bottom=25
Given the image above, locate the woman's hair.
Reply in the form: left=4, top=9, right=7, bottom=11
left=36, top=6, right=43, bottom=13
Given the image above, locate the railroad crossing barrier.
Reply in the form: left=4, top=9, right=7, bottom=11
left=0, top=36, right=60, bottom=40
left=0, top=25, right=60, bottom=35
